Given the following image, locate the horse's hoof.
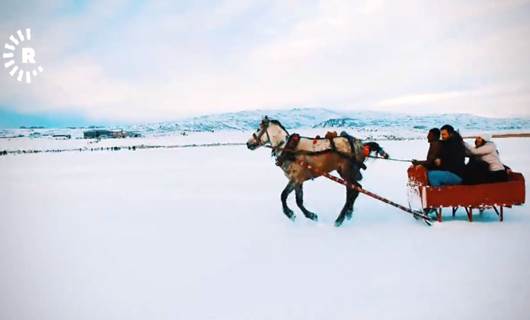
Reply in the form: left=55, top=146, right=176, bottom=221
left=284, top=209, right=296, bottom=221
left=307, top=213, right=318, bottom=222
left=346, top=210, right=353, bottom=221
left=334, top=219, right=344, bottom=227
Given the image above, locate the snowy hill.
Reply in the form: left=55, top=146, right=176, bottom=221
left=1, top=108, right=529, bottom=140
left=128, top=108, right=345, bottom=134
left=313, top=112, right=530, bottom=131
left=131, top=108, right=530, bottom=135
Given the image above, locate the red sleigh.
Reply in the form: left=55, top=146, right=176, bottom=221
left=407, top=166, right=526, bottom=222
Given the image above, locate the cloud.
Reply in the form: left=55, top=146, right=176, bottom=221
left=377, top=91, right=469, bottom=107
left=1, top=0, right=529, bottom=123
left=374, top=85, right=530, bottom=117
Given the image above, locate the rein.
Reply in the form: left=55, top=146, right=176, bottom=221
left=367, top=155, right=412, bottom=163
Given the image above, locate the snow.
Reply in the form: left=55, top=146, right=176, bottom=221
left=0, top=134, right=529, bottom=320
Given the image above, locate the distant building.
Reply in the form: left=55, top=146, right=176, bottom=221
left=83, top=130, right=113, bottom=139
left=52, top=134, right=71, bottom=139
left=83, top=129, right=141, bottom=139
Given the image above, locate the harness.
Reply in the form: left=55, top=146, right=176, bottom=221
left=275, top=133, right=301, bottom=166
left=254, top=118, right=372, bottom=170
left=273, top=133, right=366, bottom=170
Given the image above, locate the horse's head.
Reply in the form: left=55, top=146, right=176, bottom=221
left=246, top=116, right=288, bottom=150
left=363, top=142, right=389, bottom=159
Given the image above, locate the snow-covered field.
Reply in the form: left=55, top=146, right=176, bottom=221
left=0, top=135, right=529, bottom=320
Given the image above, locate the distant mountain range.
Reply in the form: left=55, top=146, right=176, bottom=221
left=1, top=108, right=529, bottom=139
left=129, top=108, right=530, bottom=134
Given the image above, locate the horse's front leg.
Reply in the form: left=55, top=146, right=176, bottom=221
left=281, top=181, right=296, bottom=221
left=335, top=166, right=360, bottom=226
left=346, top=168, right=362, bottom=221
left=295, top=183, right=318, bottom=221
left=335, top=187, right=354, bottom=227
left=345, top=186, right=360, bottom=221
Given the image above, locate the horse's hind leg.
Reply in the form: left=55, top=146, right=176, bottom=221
left=295, top=183, right=318, bottom=221
left=281, top=181, right=296, bottom=221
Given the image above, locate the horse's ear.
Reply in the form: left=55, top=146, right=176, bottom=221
left=260, top=115, right=270, bottom=127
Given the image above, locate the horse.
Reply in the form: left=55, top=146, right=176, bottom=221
left=246, top=116, right=389, bottom=226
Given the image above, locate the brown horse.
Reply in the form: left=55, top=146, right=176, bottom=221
left=247, top=116, right=389, bottom=226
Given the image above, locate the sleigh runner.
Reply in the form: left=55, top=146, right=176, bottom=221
left=407, top=165, right=526, bottom=222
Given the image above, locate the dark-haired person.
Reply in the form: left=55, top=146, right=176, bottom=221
left=427, top=125, right=466, bottom=186
left=463, top=133, right=508, bottom=184
left=412, top=128, right=442, bottom=169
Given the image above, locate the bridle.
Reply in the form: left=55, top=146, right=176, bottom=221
left=252, top=119, right=273, bottom=148
left=251, top=118, right=291, bottom=158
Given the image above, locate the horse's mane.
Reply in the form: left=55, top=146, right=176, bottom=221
left=269, top=119, right=289, bottom=135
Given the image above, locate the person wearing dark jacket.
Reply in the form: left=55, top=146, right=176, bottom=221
left=412, top=128, right=442, bottom=169
left=427, top=125, right=466, bottom=186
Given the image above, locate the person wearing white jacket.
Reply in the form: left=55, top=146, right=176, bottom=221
left=463, top=133, right=508, bottom=184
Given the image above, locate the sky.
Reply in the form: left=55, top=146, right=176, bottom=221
left=1, top=0, right=530, bottom=127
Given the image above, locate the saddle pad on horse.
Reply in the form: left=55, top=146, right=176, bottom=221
left=295, top=134, right=365, bottom=161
